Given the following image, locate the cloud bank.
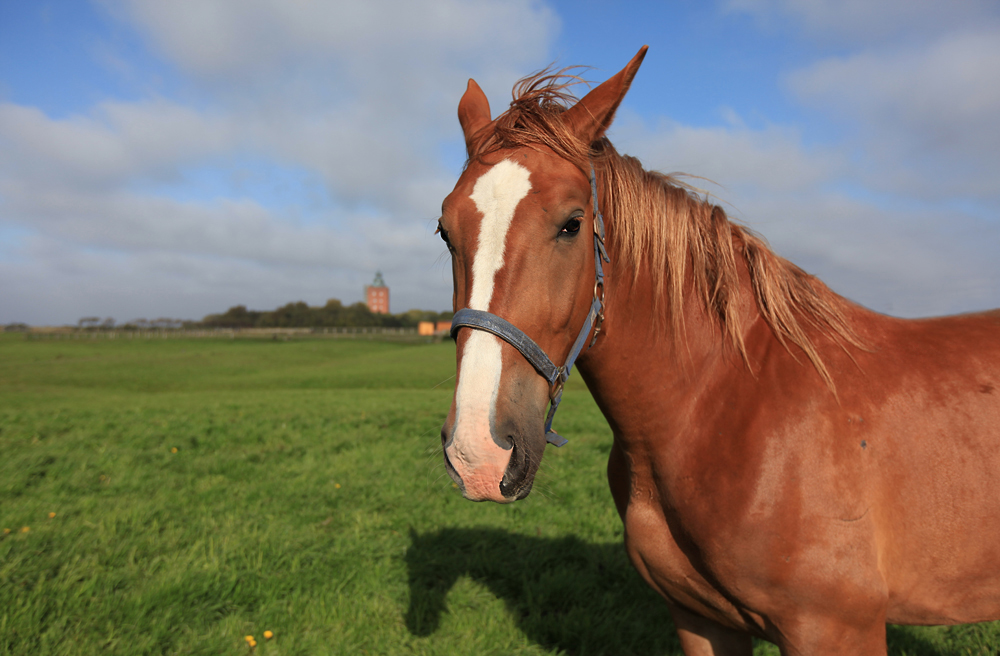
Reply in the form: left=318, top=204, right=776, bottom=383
left=1, top=0, right=557, bottom=324
left=1, top=0, right=998, bottom=325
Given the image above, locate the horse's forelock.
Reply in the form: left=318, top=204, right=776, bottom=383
left=467, top=68, right=593, bottom=170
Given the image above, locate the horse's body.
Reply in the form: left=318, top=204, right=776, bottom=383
left=438, top=46, right=1000, bottom=654
left=592, top=281, right=1000, bottom=653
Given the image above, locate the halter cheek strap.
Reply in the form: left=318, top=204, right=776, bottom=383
left=450, top=162, right=609, bottom=447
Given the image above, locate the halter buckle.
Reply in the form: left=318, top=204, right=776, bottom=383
left=589, top=280, right=606, bottom=348
left=549, top=376, right=565, bottom=403
left=595, top=226, right=610, bottom=264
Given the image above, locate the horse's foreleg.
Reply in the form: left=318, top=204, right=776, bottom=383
left=669, top=603, right=752, bottom=656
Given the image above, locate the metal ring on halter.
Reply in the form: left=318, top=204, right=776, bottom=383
left=589, top=279, right=606, bottom=347
left=549, top=377, right=565, bottom=403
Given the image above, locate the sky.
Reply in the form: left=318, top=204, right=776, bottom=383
left=1, top=0, right=999, bottom=326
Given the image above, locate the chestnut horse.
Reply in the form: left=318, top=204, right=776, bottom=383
left=438, top=46, right=1000, bottom=655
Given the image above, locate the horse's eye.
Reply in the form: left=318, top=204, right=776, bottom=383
left=561, top=218, right=582, bottom=235
left=437, top=223, right=453, bottom=250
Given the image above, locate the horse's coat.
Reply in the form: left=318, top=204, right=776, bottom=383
left=438, top=46, right=1000, bottom=654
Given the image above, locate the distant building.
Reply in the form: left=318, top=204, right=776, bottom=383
left=418, top=320, right=453, bottom=336
left=365, top=271, right=390, bottom=314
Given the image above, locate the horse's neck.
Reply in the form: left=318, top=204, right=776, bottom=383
left=576, top=255, right=763, bottom=440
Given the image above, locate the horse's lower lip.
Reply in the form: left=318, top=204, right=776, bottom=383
left=499, top=474, right=514, bottom=498
left=499, top=480, right=532, bottom=500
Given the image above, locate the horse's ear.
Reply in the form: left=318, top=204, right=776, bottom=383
left=458, top=78, right=492, bottom=155
left=563, top=45, right=648, bottom=146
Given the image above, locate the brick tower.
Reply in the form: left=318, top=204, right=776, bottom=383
left=365, top=271, right=389, bottom=314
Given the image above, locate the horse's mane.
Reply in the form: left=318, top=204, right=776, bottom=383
left=468, top=69, right=861, bottom=390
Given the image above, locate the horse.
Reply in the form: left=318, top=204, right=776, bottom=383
left=437, top=45, right=1000, bottom=655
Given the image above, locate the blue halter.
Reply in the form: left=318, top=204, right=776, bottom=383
left=450, top=163, right=609, bottom=447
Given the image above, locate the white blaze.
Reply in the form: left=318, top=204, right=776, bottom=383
left=467, top=159, right=532, bottom=312
left=451, top=159, right=531, bottom=479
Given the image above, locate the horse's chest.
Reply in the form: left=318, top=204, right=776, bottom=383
left=622, top=497, right=743, bottom=625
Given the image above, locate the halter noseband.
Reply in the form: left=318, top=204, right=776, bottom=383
left=450, top=163, right=609, bottom=447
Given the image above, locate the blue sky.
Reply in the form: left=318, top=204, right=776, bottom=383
left=2, top=0, right=999, bottom=325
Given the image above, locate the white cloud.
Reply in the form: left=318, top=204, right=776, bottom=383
left=0, top=100, right=236, bottom=190
left=107, top=0, right=557, bottom=83
left=0, top=216, right=453, bottom=326
left=614, top=110, right=846, bottom=194
left=787, top=28, right=1000, bottom=202
left=1, top=0, right=560, bottom=324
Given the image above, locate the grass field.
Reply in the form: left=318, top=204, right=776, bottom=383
left=1, top=333, right=998, bottom=655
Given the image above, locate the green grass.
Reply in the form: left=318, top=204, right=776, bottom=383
left=1, top=333, right=997, bottom=655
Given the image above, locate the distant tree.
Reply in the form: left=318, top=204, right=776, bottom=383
left=260, top=301, right=313, bottom=328
left=193, top=298, right=451, bottom=329
left=101, top=317, right=116, bottom=329
left=78, top=317, right=100, bottom=329
left=201, top=305, right=260, bottom=328
left=343, top=302, right=378, bottom=327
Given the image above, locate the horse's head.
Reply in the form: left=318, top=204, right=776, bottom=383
left=439, top=47, right=647, bottom=502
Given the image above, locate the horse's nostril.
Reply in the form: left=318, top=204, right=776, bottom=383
left=490, top=431, right=514, bottom=451
left=498, top=442, right=519, bottom=498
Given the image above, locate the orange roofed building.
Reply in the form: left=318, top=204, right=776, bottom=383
left=365, top=271, right=389, bottom=314
left=418, top=321, right=453, bottom=336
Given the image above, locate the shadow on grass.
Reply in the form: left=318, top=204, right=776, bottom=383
left=405, top=528, right=957, bottom=656
left=405, top=527, right=680, bottom=655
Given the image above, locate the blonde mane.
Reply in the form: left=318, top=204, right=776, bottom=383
left=468, top=70, right=861, bottom=390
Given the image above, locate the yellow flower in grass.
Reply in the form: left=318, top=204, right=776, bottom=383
left=263, top=630, right=273, bottom=639
left=48, top=512, right=56, bottom=519
left=249, top=639, right=257, bottom=648
left=244, top=635, right=254, bottom=643
left=2, top=528, right=9, bottom=535
left=171, top=447, right=178, bottom=453
left=21, top=526, right=30, bottom=533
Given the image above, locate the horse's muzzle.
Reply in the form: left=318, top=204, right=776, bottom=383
left=441, top=417, right=544, bottom=502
